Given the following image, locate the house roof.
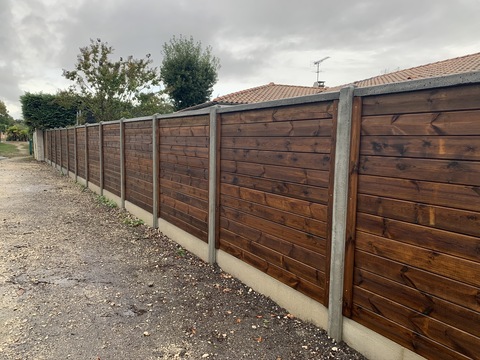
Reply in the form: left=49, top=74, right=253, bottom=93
left=212, top=82, right=325, bottom=104
left=182, top=52, right=480, bottom=111
left=341, top=51, right=480, bottom=89
left=180, top=82, right=324, bottom=111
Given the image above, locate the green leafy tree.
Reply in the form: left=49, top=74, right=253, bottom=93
left=0, top=100, right=15, bottom=141
left=21, top=93, right=77, bottom=130
left=160, top=35, right=220, bottom=111
left=6, top=124, right=29, bottom=141
left=128, top=92, right=173, bottom=117
left=63, top=38, right=160, bottom=122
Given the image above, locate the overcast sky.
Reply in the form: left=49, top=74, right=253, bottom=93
left=1, top=0, right=480, bottom=119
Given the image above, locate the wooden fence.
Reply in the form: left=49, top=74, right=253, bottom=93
left=41, top=73, right=480, bottom=360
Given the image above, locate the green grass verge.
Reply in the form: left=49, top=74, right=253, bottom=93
left=0, top=142, right=20, bottom=157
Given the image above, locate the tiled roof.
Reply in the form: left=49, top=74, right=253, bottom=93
left=212, top=82, right=324, bottom=105
left=350, top=52, right=480, bottom=88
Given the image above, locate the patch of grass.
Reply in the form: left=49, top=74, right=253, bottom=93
left=0, top=142, right=20, bottom=157
left=176, top=246, right=187, bottom=257
left=97, top=195, right=117, bottom=208
left=122, top=216, right=144, bottom=227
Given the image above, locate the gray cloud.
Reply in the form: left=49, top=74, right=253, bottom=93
left=1, top=0, right=480, bottom=118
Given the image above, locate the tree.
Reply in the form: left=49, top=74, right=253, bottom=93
left=160, top=35, right=220, bottom=111
left=21, top=93, right=77, bottom=130
left=63, top=38, right=160, bottom=122
left=0, top=100, right=15, bottom=141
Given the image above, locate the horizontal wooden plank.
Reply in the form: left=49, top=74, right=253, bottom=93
left=221, top=194, right=327, bottom=238
left=359, top=155, right=480, bottom=186
left=160, top=211, right=207, bottom=242
left=354, top=268, right=480, bottom=338
left=160, top=161, right=208, bottom=180
left=221, top=136, right=332, bottom=153
left=220, top=215, right=327, bottom=271
left=161, top=194, right=207, bottom=223
left=360, top=135, right=480, bottom=160
left=362, top=85, right=480, bottom=116
left=159, top=115, right=209, bottom=127
left=161, top=186, right=208, bottom=213
left=221, top=183, right=328, bottom=221
left=220, top=102, right=334, bottom=125
left=358, top=175, right=480, bottom=212
left=361, top=110, right=480, bottom=136
left=356, top=231, right=480, bottom=287
left=351, top=299, right=472, bottom=360
left=160, top=178, right=208, bottom=201
left=160, top=136, right=209, bottom=147
left=160, top=169, right=208, bottom=190
left=159, top=144, right=209, bottom=159
left=220, top=228, right=325, bottom=287
left=357, top=212, right=480, bottom=262
left=222, top=148, right=330, bottom=171
left=218, top=240, right=326, bottom=304
left=159, top=125, right=208, bottom=137
left=354, top=287, right=479, bottom=359
left=161, top=203, right=208, bottom=233
left=221, top=173, right=329, bottom=204
left=160, top=153, right=209, bottom=169
left=357, top=194, right=480, bottom=237
left=221, top=160, right=330, bottom=187
left=221, top=206, right=326, bottom=254
left=222, top=119, right=333, bottom=138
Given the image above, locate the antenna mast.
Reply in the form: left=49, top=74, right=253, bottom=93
left=314, top=56, right=330, bottom=82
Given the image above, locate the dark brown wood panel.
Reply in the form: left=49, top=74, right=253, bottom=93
left=359, top=155, right=480, bottom=186
left=222, top=119, right=333, bottom=138
left=354, top=268, right=480, bottom=338
left=68, top=129, right=75, bottom=172
left=357, top=212, right=480, bottom=262
left=361, top=135, right=480, bottom=160
left=358, top=175, right=480, bottom=212
left=357, top=194, right=480, bottom=238
left=222, top=136, right=332, bottom=153
left=61, top=130, right=68, bottom=168
left=356, top=230, right=480, bottom=288
left=103, top=124, right=121, bottom=196
left=76, top=128, right=86, bottom=179
left=362, top=84, right=480, bottom=116
left=221, top=102, right=334, bottom=125
left=124, top=121, right=152, bottom=212
left=355, top=250, right=480, bottom=313
left=361, top=110, right=480, bottom=136
left=354, top=287, right=479, bottom=359
left=87, top=126, right=100, bottom=186
left=221, top=160, right=330, bottom=187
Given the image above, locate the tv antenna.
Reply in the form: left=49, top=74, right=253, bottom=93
left=313, top=56, right=330, bottom=82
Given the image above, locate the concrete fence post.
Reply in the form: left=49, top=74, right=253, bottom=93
left=208, top=107, right=219, bottom=265
left=99, top=122, right=104, bottom=196
left=85, top=124, right=89, bottom=187
left=327, top=86, right=355, bottom=341
left=33, top=129, right=45, bottom=161
left=152, top=114, right=159, bottom=228
left=120, top=118, right=126, bottom=209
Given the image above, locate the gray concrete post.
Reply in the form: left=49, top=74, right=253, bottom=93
left=152, top=115, right=159, bottom=228
left=85, top=125, right=89, bottom=187
left=120, top=119, right=126, bottom=209
left=33, top=129, right=45, bottom=161
left=327, top=86, right=355, bottom=341
left=99, top=122, right=104, bottom=196
left=208, top=107, right=218, bottom=264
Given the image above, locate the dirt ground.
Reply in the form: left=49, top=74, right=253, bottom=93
left=0, top=155, right=367, bottom=360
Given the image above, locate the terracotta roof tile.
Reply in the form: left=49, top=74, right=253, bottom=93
left=351, top=52, right=480, bottom=88
left=212, top=82, right=324, bottom=104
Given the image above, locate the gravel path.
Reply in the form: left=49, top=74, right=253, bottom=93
left=0, top=157, right=366, bottom=360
